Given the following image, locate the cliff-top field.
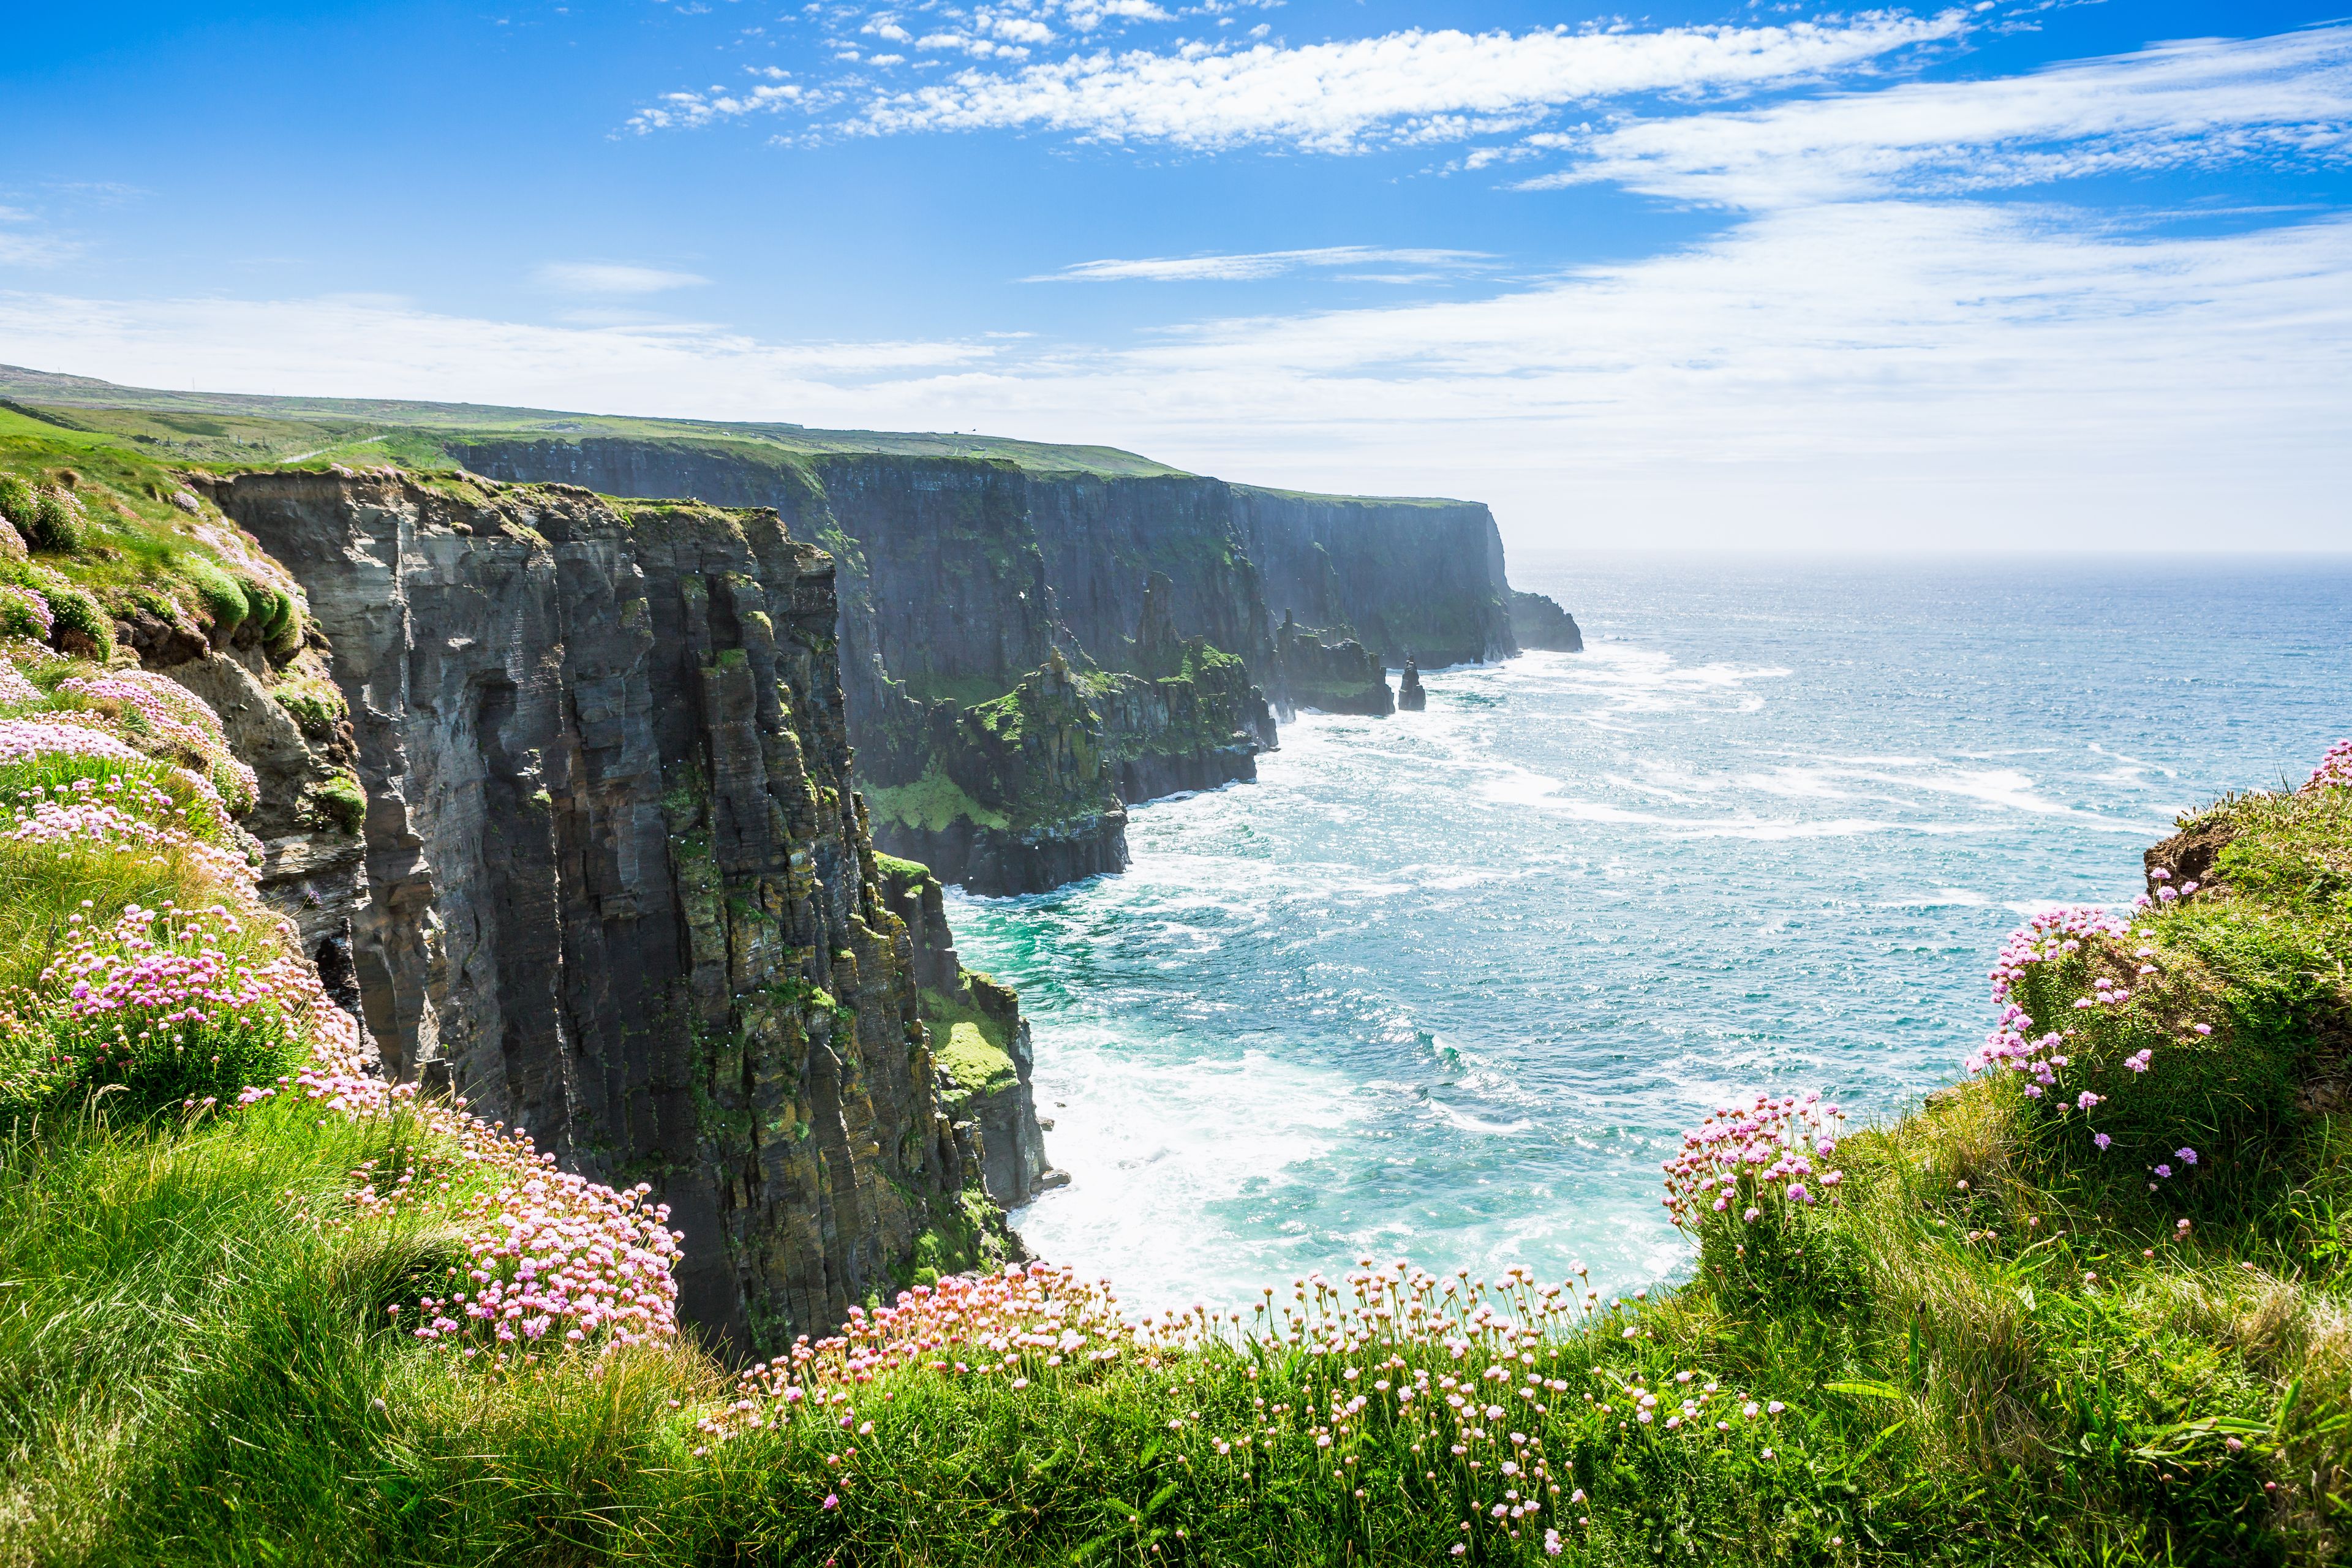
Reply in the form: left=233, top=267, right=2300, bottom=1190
left=0, top=484, right=2346, bottom=1564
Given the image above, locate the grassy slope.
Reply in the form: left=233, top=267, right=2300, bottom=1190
left=1, top=755, right=2345, bottom=1564
left=0, top=365, right=1493, bottom=505
left=0, top=366, right=1191, bottom=481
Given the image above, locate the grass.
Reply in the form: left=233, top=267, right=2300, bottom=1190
left=868, top=764, right=1010, bottom=834
left=3, top=710, right=2350, bottom=1562
left=0, top=368, right=1194, bottom=481
left=920, top=986, right=1020, bottom=1102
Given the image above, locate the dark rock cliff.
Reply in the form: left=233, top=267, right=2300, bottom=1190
left=1273, top=611, right=1395, bottom=718
left=1509, top=590, right=1584, bottom=653
left=196, top=468, right=1038, bottom=1352
left=1231, top=486, right=1517, bottom=668
left=444, top=435, right=1558, bottom=892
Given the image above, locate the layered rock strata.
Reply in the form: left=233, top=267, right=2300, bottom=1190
left=450, top=437, right=1544, bottom=891
left=197, top=469, right=1039, bottom=1351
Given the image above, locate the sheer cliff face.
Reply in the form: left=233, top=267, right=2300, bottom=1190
left=444, top=437, right=1531, bottom=892
left=205, top=470, right=1014, bottom=1351
left=1231, top=488, right=1517, bottom=669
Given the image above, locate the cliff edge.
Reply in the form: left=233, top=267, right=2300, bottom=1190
left=196, top=467, right=1039, bottom=1348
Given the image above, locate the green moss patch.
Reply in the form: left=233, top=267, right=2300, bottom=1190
left=869, top=765, right=1008, bottom=833
left=921, top=987, right=1019, bottom=1101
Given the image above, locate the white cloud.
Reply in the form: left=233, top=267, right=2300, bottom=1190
left=1033, top=246, right=1490, bottom=281
left=1519, top=23, right=2352, bottom=205
left=10, top=202, right=2348, bottom=549
left=981, top=12, right=1056, bottom=45
left=0, top=293, right=997, bottom=398
left=17, top=26, right=2352, bottom=551
left=533, top=262, right=712, bottom=295
left=633, top=12, right=1970, bottom=149
left=1065, top=0, right=1170, bottom=29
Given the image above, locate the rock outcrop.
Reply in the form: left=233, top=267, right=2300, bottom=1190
left=197, top=468, right=1041, bottom=1352
left=1273, top=611, right=1395, bottom=717
left=1397, top=654, right=1427, bottom=712
left=867, top=650, right=1131, bottom=894
left=878, top=855, right=1058, bottom=1207
left=1509, top=589, right=1584, bottom=653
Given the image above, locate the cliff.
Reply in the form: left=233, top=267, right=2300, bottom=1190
left=1231, top=485, right=1518, bottom=668
left=1272, top=610, right=1394, bottom=717
left=1509, top=589, right=1584, bottom=652
left=190, top=467, right=1037, bottom=1349
left=449, top=436, right=1539, bottom=889
left=0, top=372, right=1580, bottom=900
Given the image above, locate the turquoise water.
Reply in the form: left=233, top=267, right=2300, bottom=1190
left=945, top=554, right=2351, bottom=1311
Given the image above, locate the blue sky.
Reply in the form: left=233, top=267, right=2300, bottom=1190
left=4, top=2, right=2350, bottom=549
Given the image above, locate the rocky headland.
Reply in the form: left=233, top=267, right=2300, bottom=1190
left=443, top=435, right=1543, bottom=891
left=0, top=369, right=1581, bottom=1357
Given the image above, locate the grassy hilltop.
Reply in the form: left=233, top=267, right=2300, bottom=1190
left=0, top=364, right=1192, bottom=481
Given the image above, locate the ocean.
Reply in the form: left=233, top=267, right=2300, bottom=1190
left=944, top=552, right=2352, bottom=1310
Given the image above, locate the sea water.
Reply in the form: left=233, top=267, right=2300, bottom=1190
left=944, top=553, right=2351, bottom=1311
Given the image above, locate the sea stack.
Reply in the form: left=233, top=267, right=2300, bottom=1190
left=1398, top=653, right=1427, bottom=710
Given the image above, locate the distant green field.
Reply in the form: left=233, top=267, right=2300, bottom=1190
left=0, top=364, right=1195, bottom=480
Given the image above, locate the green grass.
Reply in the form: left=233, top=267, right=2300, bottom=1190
left=0, top=366, right=1192, bottom=481
left=3, top=758, right=2350, bottom=1564
left=869, top=765, right=1009, bottom=834
left=921, top=987, right=1020, bottom=1102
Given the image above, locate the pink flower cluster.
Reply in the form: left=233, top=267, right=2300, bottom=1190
left=56, top=670, right=228, bottom=751
left=47, top=901, right=304, bottom=1038
left=0, top=717, right=148, bottom=769
left=1986, top=905, right=2133, bottom=1010
left=52, top=671, right=258, bottom=811
left=1969, top=903, right=2220, bottom=1166
left=7, top=778, right=254, bottom=887
left=239, top=1044, right=686, bottom=1361
left=714, top=1262, right=1139, bottom=1430
left=1661, top=1092, right=1845, bottom=1231
left=701, top=1257, right=1779, bottom=1555
left=404, top=1174, right=681, bottom=1353
left=2308, top=739, right=2352, bottom=792
left=0, top=584, right=51, bottom=643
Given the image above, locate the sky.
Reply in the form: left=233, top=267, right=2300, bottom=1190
left=3, top=2, right=2349, bottom=551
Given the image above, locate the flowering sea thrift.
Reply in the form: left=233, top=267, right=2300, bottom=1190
left=0, top=584, right=51, bottom=643
left=1661, top=1092, right=1845, bottom=1232
left=21, top=900, right=326, bottom=1106
left=2307, top=739, right=2352, bottom=791
left=699, top=1256, right=1787, bottom=1552
left=52, top=671, right=259, bottom=811
left=0, top=717, right=149, bottom=769
left=6, top=778, right=254, bottom=886
left=0, top=641, right=682, bottom=1362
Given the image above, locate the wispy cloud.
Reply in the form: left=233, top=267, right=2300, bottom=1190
left=1031, top=246, right=1491, bottom=282
left=0, top=207, right=79, bottom=268
left=533, top=262, right=712, bottom=295
left=1517, top=23, right=2352, bottom=206
left=8, top=198, right=2347, bottom=548
left=632, top=12, right=1972, bottom=151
